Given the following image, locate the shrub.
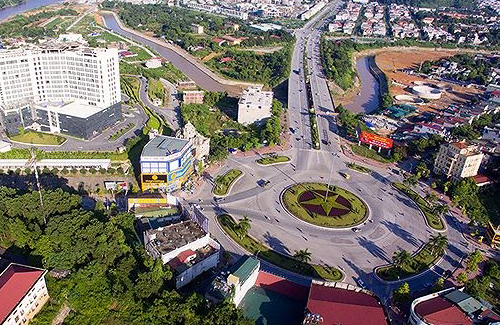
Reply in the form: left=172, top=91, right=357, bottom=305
left=62, top=168, right=69, bottom=175
left=24, top=168, right=31, bottom=175
left=70, top=168, right=78, bottom=174
left=107, top=168, right=116, bottom=174
left=51, top=168, right=59, bottom=174
left=89, top=168, right=97, bottom=174
left=80, top=169, right=87, bottom=175
left=42, top=167, right=51, bottom=174
left=99, top=168, right=107, bottom=174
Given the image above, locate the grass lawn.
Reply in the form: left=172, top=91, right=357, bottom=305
left=350, top=144, right=392, bottom=163
left=256, top=155, right=290, bottom=165
left=95, top=31, right=124, bottom=43
left=213, top=169, right=243, bottom=196
left=44, top=17, right=63, bottom=29
left=347, top=162, right=371, bottom=173
left=148, top=79, right=165, bottom=106
left=393, top=182, right=445, bottom=231
left=282, top=182, right=368, bottom=228
left=124, top=45, right=152, bottom=61
left=376, top=242, right=442, bottom=281
left=10, top=131, right=66, bottom=145
left=218, top=214, right=343, bottom=281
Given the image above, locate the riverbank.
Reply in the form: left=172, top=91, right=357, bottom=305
left=0, top=0, right=62, bottom=21
left=100, top=10, right=257, bottom=96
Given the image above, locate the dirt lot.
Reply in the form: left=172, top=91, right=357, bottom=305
left=375, top=49, right=483, bottom=114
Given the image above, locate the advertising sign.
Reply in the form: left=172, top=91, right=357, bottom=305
left=359, top=131, right=393, bottom=149
left=141, top=174, right=168, bottom=184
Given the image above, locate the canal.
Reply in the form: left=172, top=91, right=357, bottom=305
left=344, top=56, right=381, bottom=114
left=101, top=12, right=238, bottom=94
left=0, top=0, right=62, bottom=22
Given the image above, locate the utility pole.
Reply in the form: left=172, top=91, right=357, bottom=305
left=30, top=148, right=46, bottom=225
left=324, top=153, right=335, bottom=202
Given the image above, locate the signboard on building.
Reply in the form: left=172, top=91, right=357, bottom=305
left=141, top=174, right=168, bottom=184
left=359, top=131, right=393, bottom=149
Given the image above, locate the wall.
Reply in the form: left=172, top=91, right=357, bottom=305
left=234, top=264, right=259, bottom=307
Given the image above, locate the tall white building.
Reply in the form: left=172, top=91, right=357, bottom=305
left=0, top=44, right=122, bottom=138
left=434, top=141, right=484, bottom=181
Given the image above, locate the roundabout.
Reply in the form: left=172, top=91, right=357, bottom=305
left=282, top=182, right=368, bottom=228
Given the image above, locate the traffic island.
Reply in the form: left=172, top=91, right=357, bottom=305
left=212, top=169, right=243, bottom=196
left=375, top=242, right=444, bottom=282
left=392, top=182, right=446, bottom=231
left=282, top=182, right=368, bottom=228
left=256, top=155, right=291, bottom=165
left=217, top=214, right=343, bottom=281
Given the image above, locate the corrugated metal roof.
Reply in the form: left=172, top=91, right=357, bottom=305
left=230, top=256, right=259, bottom=284
left=141, top=136, right=189, bottom=158
left=444, top=289, right=483, bottom=314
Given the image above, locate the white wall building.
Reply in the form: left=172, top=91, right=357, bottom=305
left=482, top=125, right=500, bottom=143
left=228, top=256, right=260, bottom=306
left=434, top=142, right=484, bottom=181
left=237, top=85, right=273, bottom=125
left=143, top=220, right=220, bottom=289
left=0, top=263, right=49, bottom=325
left=0, top=45, right=121, bottom=136
left=0, top=159, right=111, bottom=171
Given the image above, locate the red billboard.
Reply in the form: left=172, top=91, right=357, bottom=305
left=359, top=131, right=393, bottom=149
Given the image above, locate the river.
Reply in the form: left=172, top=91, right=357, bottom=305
left=0, top=0, right=62, bottom=22
left=344, top=56, right=381, bottom=114
left=101, top=12, right=237, bottom=93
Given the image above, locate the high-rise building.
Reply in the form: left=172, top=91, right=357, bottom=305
left=434, top=141, right=484, bottom=181
left=0, top=44, right=121, bottom=138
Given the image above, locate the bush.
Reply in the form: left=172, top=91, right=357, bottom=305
left=116, top=167, right=124, bottom=174
left=99, top=168, right=107, bottom=174
left=70, top=168, right=78, bottom=174
left=62, top=168, right=69, bottom=175
left=107, top=168, right=116, bottom=174
left=51, top=168, right=59, bottom=174
left=24, top=168, right=31, bottom=175
left=80, top=169, right=87, bottom=175
left=42, top=167, right=51, bottom=174
left=89, top=168, right=97, bottom=174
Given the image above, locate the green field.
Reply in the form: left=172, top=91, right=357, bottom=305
left=218, top=214, right=343, bottom=281
left=44, top=17, right=63, bottom=29
left=213, top=169, right=243, bottom=196
left=10, top=131, right=66, bottom=145
left=123, top=45, right=152, bottom=61
left=376, top=243, right=442, bottom=281
left=282, top=182, right=368, bottom=228
left=393, top=182, right=445, bottom=231
left=148, top=79, right=165, bottom=106
left=256, top=155, right=290, bottom=165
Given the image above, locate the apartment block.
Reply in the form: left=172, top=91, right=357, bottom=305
left=434, top=142, right=484, bottom=181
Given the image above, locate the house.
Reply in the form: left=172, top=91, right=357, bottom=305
left=212, top=38, right=226, bottom=46
left=0, top=263, right=49, bottom=325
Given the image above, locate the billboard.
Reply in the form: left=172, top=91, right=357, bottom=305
left=359, top=131, right=393, bottom=149
left=141, top=174, right=168, bottom=184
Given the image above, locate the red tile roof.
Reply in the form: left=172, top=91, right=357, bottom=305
left=452, top=142, right=468, bottom=149
left=0, top=264, right=45, bottom=323
left=177, top=249, right=196, bottom=263
left=306, top=283, right=388, bottom=325
left=414, top=296, right=473, bottom=325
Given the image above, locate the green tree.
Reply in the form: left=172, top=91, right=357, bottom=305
left=393, top=282, right=411, bottom=303
left=428, top=234, right=448, bottom=256
left=293, top=248, right=312, bottom=263
left=392, top=249, right=412, bottom=270
left=457, top=272, right=468, bottom=283
left=236, top=216, right=251, bottom=239
left=466, top=249, right=482, bottom=273
left=433, top=277, right=445, bottom=292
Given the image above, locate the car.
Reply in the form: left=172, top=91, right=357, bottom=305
left=339, top=172, right=350, bottom=179
left=352, top=227, right=361, bottom=233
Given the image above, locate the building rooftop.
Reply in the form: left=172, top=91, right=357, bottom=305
left=306, top=282, right=388, bottom=325
left=0, top=263, right=46, bottom=323
left=141, top=136, right=190, bottom=158
left=444, top=289, right=483, bottom=314
left=230, top=255, right=259, bottom=284
left=168, top=244, right=218, bottom=273
left=238, top=85, right=273, bottom=108
left=414, top=296, right=473, bottom=325
left=145, top=220, right=206, bottom=255
left=36, top=101, right=107, bottom=119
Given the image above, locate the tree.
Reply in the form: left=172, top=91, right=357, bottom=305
left=432, top=204, right=449, bottom=217
left=236, top=216, right=251, bottom=239
left=457, top=272, right=468, bottom=283
left=466, top=249, right=482, bottom=273
left=393, top=282, right=411, bottom=303
left=432, top=277, right=445, bottom=292
left=428, top=234, right=448, bottom=256
left=415, top=162, right=430, bottom=178
left=393, top=250, right=412, bottom=270
left=403, top=175, right=419, bottom=188
left=424, top=192, right=438, bottom=205
left=293, top=248, right=312, bottom=263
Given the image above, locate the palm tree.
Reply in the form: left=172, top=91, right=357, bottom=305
left=428, top=234, right=448, bottom=256
left=425, top=192, right=438, bottom=205
left=293, top=248, right=312, bottom=263
left=432, top=204, right=450, bottom=216
left=403, top=175, right=418, bottom=188
left=237, top=216, right=251, bottom=239
left=392, top=250, right=412, bottom=270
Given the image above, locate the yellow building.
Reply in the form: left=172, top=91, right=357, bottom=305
left=434, top=141, right=483, bottom=181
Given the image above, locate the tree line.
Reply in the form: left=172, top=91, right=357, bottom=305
left=0, top=186, right=251, bottom=324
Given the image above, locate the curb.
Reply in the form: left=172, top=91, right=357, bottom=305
left=391, top=183, right=448, bottom=233
left=373, top=246, right=445, bottom=284
left=255, top=159, right=291, bottom=167
left=212, top=170, right=245, bottom=198
left=214, top=214, right=345, bottom=283
left=279, top=183, right=371, bottom=231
